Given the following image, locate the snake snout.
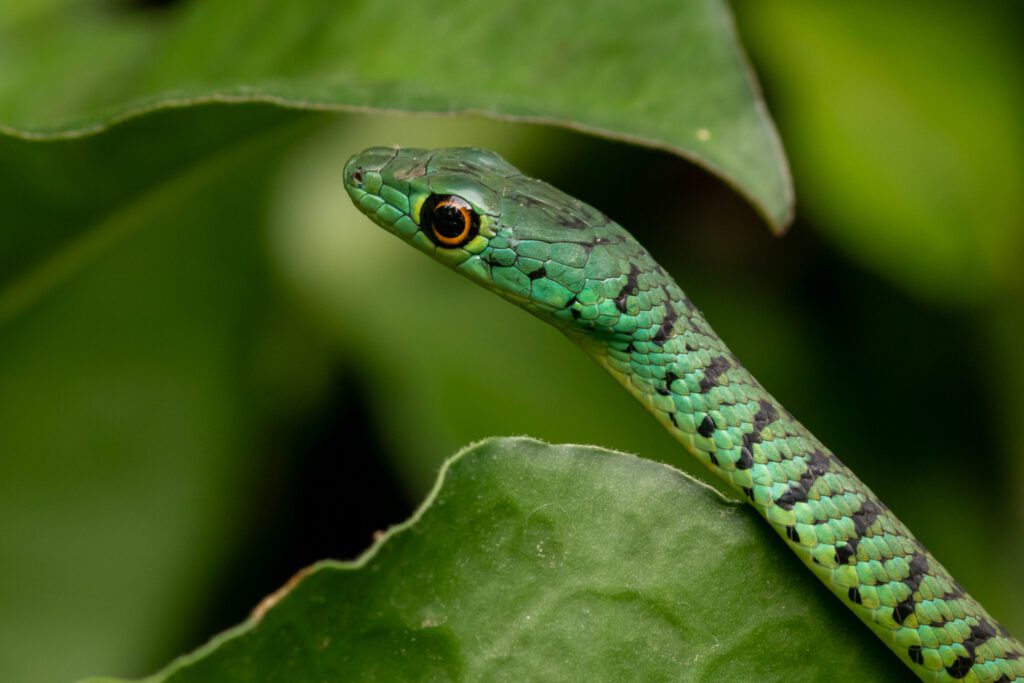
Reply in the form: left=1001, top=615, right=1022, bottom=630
left=343, top=157, right=366, bottom=190
left=345, top=147, right=405, bottom=192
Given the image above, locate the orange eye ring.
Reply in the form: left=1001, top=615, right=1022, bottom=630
left=421, top=194, right=479, bottom=248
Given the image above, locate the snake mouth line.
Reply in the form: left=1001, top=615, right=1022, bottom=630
left=344, top=180, right=411, bottom=235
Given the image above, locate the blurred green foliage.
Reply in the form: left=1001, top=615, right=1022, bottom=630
left=0, top=107, right=324, bottom=681
left=1, top=0, right=1022, bottom=681
left=738, top=1, right=1024, bottom=306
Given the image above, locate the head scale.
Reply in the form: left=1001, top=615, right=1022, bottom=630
left=344, top=146, right=647, bottom=337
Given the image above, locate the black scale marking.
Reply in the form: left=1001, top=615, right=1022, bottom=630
left=651, top=303, right=679, bottom=344
left=834, top=538, right=859, bottom=565
left=697, top=356, right=733, bottom=393
left=946, top=655, right=975, bottom=679
left=772, top=450, right=833, bottom=511
left=851, top=499, right=880, bottom=536
left=656, top=371, right=680, bottom=397
left=736, top=446, right=753, bottom=470
left=614, top=263, right=642, bottom=314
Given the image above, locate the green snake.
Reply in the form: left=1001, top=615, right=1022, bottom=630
left=343, top=146, right=1023, bottom=682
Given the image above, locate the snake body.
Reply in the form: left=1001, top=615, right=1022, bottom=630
left=343, top=146, right=1023, bottom=681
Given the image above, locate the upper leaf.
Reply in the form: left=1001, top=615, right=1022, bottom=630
left=0, top=0, right=792, bottom=230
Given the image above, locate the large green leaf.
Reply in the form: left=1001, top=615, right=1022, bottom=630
left=0, top=0, right=791, bottom=230
left=86, top=438, right=901, bottom=682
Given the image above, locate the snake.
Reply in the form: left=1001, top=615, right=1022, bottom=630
left=342, top=145, right=1023, bottom=682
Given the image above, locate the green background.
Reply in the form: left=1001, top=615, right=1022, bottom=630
left=1, top=0, right=1022, bottom=681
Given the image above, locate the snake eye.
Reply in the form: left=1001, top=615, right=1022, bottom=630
left=420, top=194, right=479, bottom=248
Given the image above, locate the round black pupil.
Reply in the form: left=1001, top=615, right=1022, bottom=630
left=433, top=204, right=466, bottom=237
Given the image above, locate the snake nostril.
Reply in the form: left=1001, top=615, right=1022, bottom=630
left=350, top=168, right=364, bottom=186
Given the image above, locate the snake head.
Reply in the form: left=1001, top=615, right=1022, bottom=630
left=344, top=146, right=647, bottom=334
left=344, top=146, right=507, bottom=276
